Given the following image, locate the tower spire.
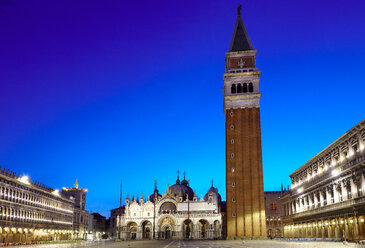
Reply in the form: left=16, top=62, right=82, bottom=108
left=176, top=169, right=180, bottom=184
left=229, top=5, right=254, bottom=52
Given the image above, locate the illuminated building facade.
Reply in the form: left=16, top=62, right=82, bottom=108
left=264, top=190, right=285, bottom=239
left=62, top=180, right=89, bottom=240
left=223, top=6, right=266, bottom=239
left=0, top=167, right=74, bottom=243
left=118, top=174, right=222, bottom=240
left=281, top=119, right=365, bottom=241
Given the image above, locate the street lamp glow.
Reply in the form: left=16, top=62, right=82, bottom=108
left=332, top=169, right=339, bottom=176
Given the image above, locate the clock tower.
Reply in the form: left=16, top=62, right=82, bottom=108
left=224, top=6, right=266, bottom=239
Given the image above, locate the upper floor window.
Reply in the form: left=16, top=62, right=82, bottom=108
left=270, top=202, right=278, bottom=210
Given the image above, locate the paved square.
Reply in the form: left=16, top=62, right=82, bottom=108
left=11, top=240, right=358, bottom=248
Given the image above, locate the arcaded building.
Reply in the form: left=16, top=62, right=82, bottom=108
left=281, top=119, right=365, bottom=241
left=0, top=167, right=89, bottom=244
left=118, top=174, right=222, bottom=240
left=0, top=167, right=74, bottom=243
left=223, top=6, right=266, bottom=238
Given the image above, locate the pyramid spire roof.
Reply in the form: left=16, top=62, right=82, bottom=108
left=229, top=5, right=254, bottom=52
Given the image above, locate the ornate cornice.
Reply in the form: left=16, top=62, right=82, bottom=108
left=223, top=71, right=261, bottom=79
left=224, top=94, right=261, bottom=110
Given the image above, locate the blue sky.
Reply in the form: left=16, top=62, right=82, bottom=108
left=0, top=0, right=364, bottom=217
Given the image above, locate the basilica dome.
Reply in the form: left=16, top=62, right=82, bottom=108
left=169, top=176, right=194, bottom=200
left=204, top=185, right=222, bottom=206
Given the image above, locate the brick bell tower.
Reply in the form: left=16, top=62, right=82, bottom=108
left=224, top=5, right=266, bottom=239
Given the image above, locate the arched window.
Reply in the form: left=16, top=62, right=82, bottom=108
left=270, top=202, right=278, bottom=210
left=159, top=202, right=177, bottom=214
left=248, top=83, right=254, bottom=92
left=243, top=83, right=248, bottom=93
left=237, top=84, right=242, bottom=93
left=231, top=84, right=236, bottom=94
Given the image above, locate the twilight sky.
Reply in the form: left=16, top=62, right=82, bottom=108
left=0, top=0, right=364, bottom=217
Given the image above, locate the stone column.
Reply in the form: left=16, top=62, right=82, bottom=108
left=333, top=184, right=339, bottom=203
left=326, top=187, right=331, bottom=205
left=354, top=216, right=359, bottom=241
left=137, top=226, right=142, bottom=240
left=314, top=192, right=318, bottom=207
left=344, top=217, right=349, bottom=240
left=350, top=178, right=356, bottom=198
left=308, top=194, right=313, bottom=209
left=342, top=181, right=348, bottom=201
left=361, top=173, right=365, bottom=196
left=335, top=218, right=340, bottom=240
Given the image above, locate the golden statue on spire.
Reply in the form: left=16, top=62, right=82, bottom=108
left=74, top=179, right=79, bottom=189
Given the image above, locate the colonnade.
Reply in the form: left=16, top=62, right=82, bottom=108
left=0, top=227, right=72, bottom=244
left=284, top=215, right=365, bottom=241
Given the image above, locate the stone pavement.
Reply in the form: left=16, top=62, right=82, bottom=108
left=10, top=240, right=359, bottom=248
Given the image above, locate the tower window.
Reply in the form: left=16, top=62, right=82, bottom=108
left=230, top=111, right=233, bottom=117
left=237, top=84, right=242, bottom=93
left=249, top=83, right=254, bottom=92
left=231, top=139, right=234, bottom=144
left=231, top=153, right=235, bottom=158
left=232, top=182, right=235, bottom=187
left=243, top=83, right=248, bottom=93
left=231, top=84, right=236, bottom=94
left=232, top=197, right=236, bottom=202
left=232, top=212, right=236, bottom=217
left=230, top=125, right=234, bottom=130
left=231, top=168, right=235, bottom=173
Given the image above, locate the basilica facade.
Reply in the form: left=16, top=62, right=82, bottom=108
left=118, top=175, right=222, bottom=240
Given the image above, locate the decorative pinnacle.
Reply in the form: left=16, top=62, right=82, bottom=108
left=177, top=169, right=180, bottom=179
left=211, top=179, right=214, bottom=187
left=154, top=180, right=157, bottom=190
left=74, top=179, right=79, bottom=189
left=183, top=171, right=186, bottom=179
left=237, top=4, right=242, bottom=16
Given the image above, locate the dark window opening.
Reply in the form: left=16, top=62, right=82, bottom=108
left=248, top=83, right=254, bottom=92
left=237, top=84, right=242, bottom=93
left=243, top=83, right=248, bottom=93
left=231, top=84, right=236, bottom=94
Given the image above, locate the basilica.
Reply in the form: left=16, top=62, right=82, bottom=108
left=118, top=174, right=223, bottom=240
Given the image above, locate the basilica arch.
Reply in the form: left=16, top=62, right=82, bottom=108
left=197, top=219, right=209, bottom=239
left=141, top=220, right=152, bottom=240
left=158, top=216, right=176, bottom=240
left=126, top=221, right=138, bottom=240
left=182, top=219, right=193, bottom=239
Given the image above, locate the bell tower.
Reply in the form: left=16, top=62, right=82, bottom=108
left=224, top=5, right=266, bottom=239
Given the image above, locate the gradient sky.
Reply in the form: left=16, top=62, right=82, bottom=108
left=1, top=0, right=364, bottom=217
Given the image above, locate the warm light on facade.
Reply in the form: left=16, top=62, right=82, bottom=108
left=332, top=169, right=339, bottom=176
left=18, top=175, right=30, bottom=185
left=52, top=189, right=60, bottom=196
